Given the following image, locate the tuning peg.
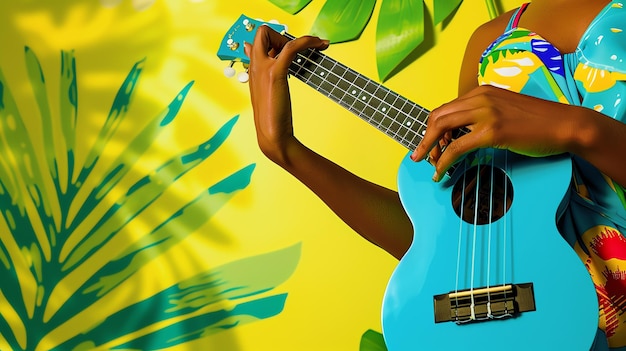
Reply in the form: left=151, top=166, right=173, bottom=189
left=243, top=19, right=255, bottom=32
left=224, top=61, right=236, bottom=78
left=226, top=38, right=240, bottom=51
left=237, top=70, right=249, bottom=83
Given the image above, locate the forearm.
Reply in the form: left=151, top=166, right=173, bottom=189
left=272, top=138, right=413, bottom=260
left=245, top=28, right=413, bottom=259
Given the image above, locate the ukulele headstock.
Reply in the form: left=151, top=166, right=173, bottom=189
left=217, top=14, right=287, bottom=82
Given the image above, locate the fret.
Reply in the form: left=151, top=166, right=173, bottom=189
left=387, top=119, right=402, bottom=140
left=398, top=105, right=420, bottom=145
left=370, top=109, right=386, bottom=127
left=338, top=90, right=357, bottom=111
left=364, top=81, right=382, bottom=126
left=396, top=121, right=412, bottom=147
left=369, top=86, right=386, bottom=111
left=294, top=52, right=316, bottom=81
left=333, top=76, right=351, bottom=103
left=287, top=40, right=445, bottom=150
left=282, top=33, right=463, bottom=174
left=317, top=56, right=337, bottom=96
left=335, top=64, right=362, bottom=112
left=401, top=100, right=414, bottom=116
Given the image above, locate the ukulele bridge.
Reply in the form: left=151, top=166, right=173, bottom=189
left=433, top=283, right=536, bottom=324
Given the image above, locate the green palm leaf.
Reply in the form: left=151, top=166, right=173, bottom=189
left=73, top=58, right=145, bottom=188
left=60, top=84, right=218, bottom=272
left=310, top=0, right=376, bottom=43
left=433, top=0, right=463, bottom=25
left=267, top=0, right=312, bottom=14
left=266, top=0, right=505, bottom=81
left=376, top=0, right=425, bottom=81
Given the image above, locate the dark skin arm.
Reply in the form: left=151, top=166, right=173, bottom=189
left=245, top=26, right=413, bottom=260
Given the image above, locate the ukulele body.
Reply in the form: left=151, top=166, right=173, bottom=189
left=382, top=149, right=598, bottom=350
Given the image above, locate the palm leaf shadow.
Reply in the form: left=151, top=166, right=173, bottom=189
left=51, top=243, right=301, bottom=350
left=0, top=48, right=298, bottom=350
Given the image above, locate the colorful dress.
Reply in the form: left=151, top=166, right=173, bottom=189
left=478, top=1, right=626, bottom=349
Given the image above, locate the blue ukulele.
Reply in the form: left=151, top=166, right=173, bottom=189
left=218, top=15, right=599, bottom=350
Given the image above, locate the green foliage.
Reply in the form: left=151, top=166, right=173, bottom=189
left=310, top=0, right=376, bottom=43
left=267, top=0, right=497, bottom=81
left=0, top=48, right=299, bottom=350
left=267, top=0, right=312, bottom=14
left=375, top=0, right=425, bottom=81
left=359, top=329, right=388, bottom=351
left=50, top=244, right=301, bottom=350
left=433, top=0, right=463, bottom=24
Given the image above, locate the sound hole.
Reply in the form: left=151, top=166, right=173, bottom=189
left=452, top=165, right=513, bottom=225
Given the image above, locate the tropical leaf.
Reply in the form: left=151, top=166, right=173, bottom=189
left=360, top=329, right=387, bottom=351
left=265, top=0, right=508, bottom=81
left=310, top=0, right=376, bottom=43
left=60, top=99, right=228, bottom=272
left=267, top=0, right=312, bottom=15
left=0, top=47, right=298, bottom=350
left=376, top=0, right=425, bottom=81
left=109, top=294, right=289, bottom=350
left=49, top=244, right=301, bottom=350
left=59, top=50, right=78, bottom=194
left=433, top=0, right=463, bottom=25
left=24, top=47, right=62, bottom=209
left=73, top=58, right=146, bottom=187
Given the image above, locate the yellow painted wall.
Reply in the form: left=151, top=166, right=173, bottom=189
left=0, top=1, right=523, bottom=350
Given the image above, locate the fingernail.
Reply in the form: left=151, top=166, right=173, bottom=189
left=432, top=171, right=439, bottom=182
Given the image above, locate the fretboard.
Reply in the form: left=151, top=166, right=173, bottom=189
left=286, top=36, right=429, bottom=151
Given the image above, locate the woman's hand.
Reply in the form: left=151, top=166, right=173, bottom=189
left=244, top=25, right=329, bottom=165
left=245, top=26, right=412, bottom=258
left=411, top=85, right=580, bottom=181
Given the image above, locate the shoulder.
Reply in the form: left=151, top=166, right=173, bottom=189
left=468, top=8, right=517, bottom=56
left=458, top=8, right=519, bottom=95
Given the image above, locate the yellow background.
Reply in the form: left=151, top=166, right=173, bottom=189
left=0, top=0, right=523, bottom=350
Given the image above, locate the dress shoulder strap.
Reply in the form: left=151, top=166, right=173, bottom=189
left=505, top=3, right=530, bottom=31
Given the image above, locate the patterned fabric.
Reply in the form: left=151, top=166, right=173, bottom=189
left=478, top=2, right=626, bottom=349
